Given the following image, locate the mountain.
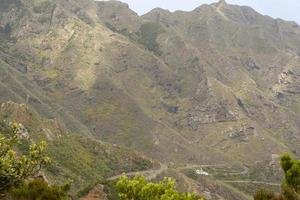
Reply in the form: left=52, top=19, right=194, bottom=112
left=0, top=0, right=300, bottom=199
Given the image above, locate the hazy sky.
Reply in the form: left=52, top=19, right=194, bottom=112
left=105, top=0, right=300, bottom=24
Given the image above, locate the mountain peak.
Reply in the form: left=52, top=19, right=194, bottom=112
left=218, top=0, right=227, bottom=4
left=216, top=0, right=227, bottom=7
left=96, top=0, right=129, bottom=8
left=147, top=7, right=171, bottom=15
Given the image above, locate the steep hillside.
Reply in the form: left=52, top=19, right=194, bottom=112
left=96, top=0, right=300, bottom=163
left=0, top=0, right=230, bottom=165
left=142, top=0, right=300, bottom=158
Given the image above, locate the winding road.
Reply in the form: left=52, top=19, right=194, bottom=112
left=106, top=163, right=280, bottom=187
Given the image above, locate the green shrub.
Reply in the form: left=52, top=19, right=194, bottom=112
left=0, top=122, right=50, bottom=193
left=281, top=183, right=300, bottom=200
left=280, top=153, right=300, bottom=192
left=254, top=188, right=276, bottom=200
left=76, top=181, right=98, bottom=198
left=116, top=175, right=204, bottom=200
left=10, top=179, right=70, bottom=200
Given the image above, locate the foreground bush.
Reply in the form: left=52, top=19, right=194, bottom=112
left=0, top=120, right=70, bottom=199
left=10, top=179, right=70, bottom=200
left=116, top=175, right=204, bottom=200
left=281, top=153, right=300, bottom=193
left=0, top=122, right=50, bottom=193
left=254, top=188, right=276, bottom=200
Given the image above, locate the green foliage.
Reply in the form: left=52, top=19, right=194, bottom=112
left=76, top=181, right=98, bottom=198
left=116, top=175, right=204, bottom=200
left=0, top=122, right=50, bottom=193
left=138, top=22, right=164, bottom=54
left=103, top=180, right=119, bottom=200
left=280, top=153, right=300, bottom=193
left=281, top=183, right=300, bottom=200
left=254, top=188, right=276, bottom=200
left=10, top=179, right=70, bottom=200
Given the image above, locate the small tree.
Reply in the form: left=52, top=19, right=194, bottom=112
left=116, top=175, right=204, bottom=200
left=0, top=122, right=50, bottom=193
left=280, top=153, right=300, bottom=193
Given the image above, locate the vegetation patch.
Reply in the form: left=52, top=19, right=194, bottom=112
left=33, top=0, right=53, bottom=13
left=138, top=22, right=165, bottom=54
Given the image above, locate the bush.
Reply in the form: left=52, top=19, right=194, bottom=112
left=0, top=121, right=50, bottom=194
left=254, top=188, right=276, bottom=200
left=280, top=153, right=300, bottom=192
left=281, top=183, right=300, bottom=200
left=10, top=179, right=70, bottom=200
left=116, top=175, right=204, bottom=200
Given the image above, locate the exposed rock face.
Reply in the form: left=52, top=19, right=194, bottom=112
left=96, top=1, right=140, bottom=33
left=80, top=185, right=108, bottom=200
left=274, top=66, right=300, bottom=95
left=242, top=57, right=260, bottom=70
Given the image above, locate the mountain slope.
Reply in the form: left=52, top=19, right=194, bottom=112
left=0, top=0, right=232, bottom=165
left=95, top=0, right=300, bottom=162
